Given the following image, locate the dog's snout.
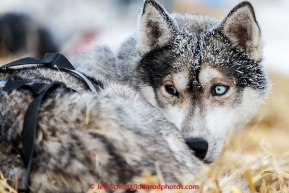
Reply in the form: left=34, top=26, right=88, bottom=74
left=185, top=138, right=208, bottom=160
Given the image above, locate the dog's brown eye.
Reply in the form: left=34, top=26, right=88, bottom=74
left=165, top=85, right=178, bottom=96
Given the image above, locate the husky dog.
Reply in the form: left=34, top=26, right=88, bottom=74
left=0, top=59, right=250, bottom=192
left=75, top=0, right=269, bottom=163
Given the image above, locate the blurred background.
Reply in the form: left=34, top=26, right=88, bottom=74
left=0, top=0, right=288, bottom=189
left=0, top=0, right=288, bottom=76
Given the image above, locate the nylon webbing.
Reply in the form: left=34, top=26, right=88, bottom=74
left=3, top=81, right=64, bottom=193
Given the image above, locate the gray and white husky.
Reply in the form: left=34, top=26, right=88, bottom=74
left=75, top=0, right=270, bottom=164
left=0, top=56, right=248, bottom=192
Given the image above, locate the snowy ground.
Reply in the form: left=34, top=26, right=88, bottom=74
left=0, top=0, right=288, bottom=76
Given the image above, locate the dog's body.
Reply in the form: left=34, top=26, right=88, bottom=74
left=75, top=0, right=269, bottom=163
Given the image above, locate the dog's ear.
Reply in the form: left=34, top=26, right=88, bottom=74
left=220, top=1, right=262, bottom=61
left=137, top=0, right=177, bottom=55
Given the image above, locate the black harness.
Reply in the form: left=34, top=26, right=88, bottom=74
left=0, top=53, right=98, bottom=193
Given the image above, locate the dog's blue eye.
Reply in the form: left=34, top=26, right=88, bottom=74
left=212, top=85, right=229, bottom=96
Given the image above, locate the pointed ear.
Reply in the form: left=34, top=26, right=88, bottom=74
left=137, top=0, right=177, bottom=55
left=220, top=1, right=262, bottom=61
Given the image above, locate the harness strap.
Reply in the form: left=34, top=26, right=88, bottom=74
left=0, top=53, right=97, bottom=192
left=0, top=53, right=97, bottom=93
left=3, top=81, right=64, bottom=193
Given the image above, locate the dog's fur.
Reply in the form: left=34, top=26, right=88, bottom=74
left=75, top=0, right=270, bottom=163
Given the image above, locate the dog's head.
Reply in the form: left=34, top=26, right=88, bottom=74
left=136, top=0, right=269, bottom=163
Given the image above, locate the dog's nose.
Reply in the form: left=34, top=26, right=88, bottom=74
left=185, top=138, right=208, bottom=160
